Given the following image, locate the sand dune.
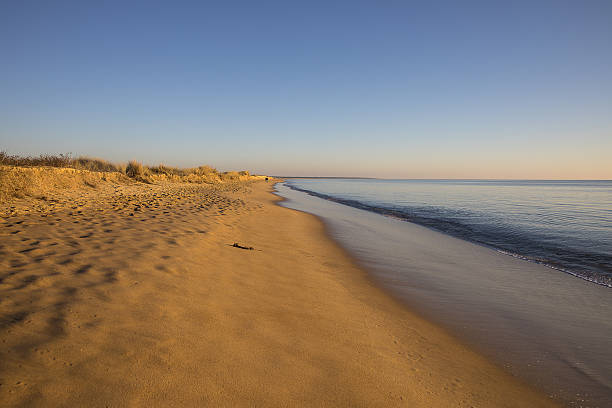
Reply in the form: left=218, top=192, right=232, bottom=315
left=0, top=174, right=557, bottom=406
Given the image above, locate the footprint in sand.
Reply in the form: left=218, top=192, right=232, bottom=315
left=9, top=259, right=27, bottom=268
left=74, top=264, right=92, bottom=275
left=57, top=257, right=73, bottom=266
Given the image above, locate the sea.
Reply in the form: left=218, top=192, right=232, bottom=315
left=276, top=179, right=612, bottom=407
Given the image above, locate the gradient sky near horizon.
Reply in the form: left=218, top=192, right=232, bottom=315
left=1, top=1, right=611, bottom=179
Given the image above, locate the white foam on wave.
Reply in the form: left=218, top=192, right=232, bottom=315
left=495, top=249, right=612, bottom=288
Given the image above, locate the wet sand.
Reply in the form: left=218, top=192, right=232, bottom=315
left=0, top=177, right=557, bottom=406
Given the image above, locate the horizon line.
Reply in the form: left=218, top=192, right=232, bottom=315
left=274, top=176, right=612, bottom=181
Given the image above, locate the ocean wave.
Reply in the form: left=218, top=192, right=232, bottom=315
left=285, top=182, right=612, bottom=288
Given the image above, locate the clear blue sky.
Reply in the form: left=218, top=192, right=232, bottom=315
left=1, top=1, right=611, bottom=178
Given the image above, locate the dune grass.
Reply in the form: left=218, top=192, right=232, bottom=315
left=0, top=151, right=250, bottom=181
left=0, top=152, right=123, bottom=173
left=0, top=152, right=74, bottom=168
left=0, top=151, right=257, bottom=201
left=125, top=161, right=145, bottom=178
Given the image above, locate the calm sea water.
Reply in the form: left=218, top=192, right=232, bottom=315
left=285, top=179, right=612, bottom=287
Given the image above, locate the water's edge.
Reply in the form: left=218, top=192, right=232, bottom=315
left=285, top=183, right=612, bottom=288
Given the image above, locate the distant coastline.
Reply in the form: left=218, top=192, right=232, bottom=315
left=273, top=176, right=378, bottom=179
left=279, top=176, right=612, bottom=181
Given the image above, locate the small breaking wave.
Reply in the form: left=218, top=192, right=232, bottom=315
left=285, top=182, right=612, bottom=288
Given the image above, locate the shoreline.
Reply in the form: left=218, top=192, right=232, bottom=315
left=282, top=182, right=612, bottom=289
left=268, top=182, right=561, bottom=406
left=276, top=181, right=612, bottom=407
left=1, top=177, right=557, bottom=406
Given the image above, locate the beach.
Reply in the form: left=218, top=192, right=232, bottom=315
left=0, top=172, right=557, bottom=407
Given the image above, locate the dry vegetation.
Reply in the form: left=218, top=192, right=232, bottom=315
left=0, top=151, right=257, bottom=202
left=0, top=152, right=122, bottom=172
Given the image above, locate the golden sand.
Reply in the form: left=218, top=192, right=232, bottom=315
left=0, top=174, right=557, bottom=406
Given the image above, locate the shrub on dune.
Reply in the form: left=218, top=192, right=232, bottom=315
left=125, top=161, right=145, bottom=178
left=73, top=157, right=122, bottom=172
left=0, top=151, right=72, bottom=168
left=195, top=165, right=217, bottom=176
left=221, top=171, right=240, bottom=181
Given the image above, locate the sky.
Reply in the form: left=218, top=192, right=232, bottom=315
left=1, top=1, right=611, bottom=179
